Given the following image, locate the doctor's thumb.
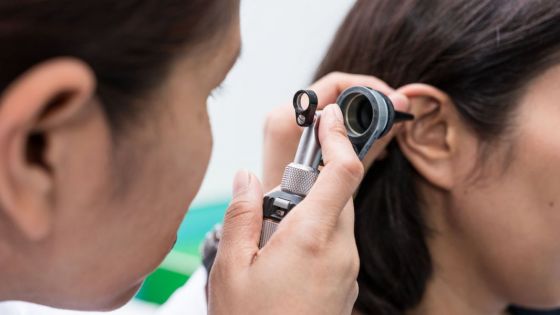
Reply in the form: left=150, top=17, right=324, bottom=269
left=218, top=170, right=264, bottom=268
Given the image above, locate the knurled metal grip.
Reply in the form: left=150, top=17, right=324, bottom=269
left=281, top=163, right=319, bottom=196
left=259, top=219, right=279, bottom=248
left=258, top=164, right=317, bottom=248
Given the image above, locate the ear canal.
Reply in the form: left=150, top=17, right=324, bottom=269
left=26, top=90, right=79, bottom=173
left=26, top=133, right=50, bottom=171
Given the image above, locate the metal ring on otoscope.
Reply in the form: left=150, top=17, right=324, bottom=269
left=337, top=86, right=391, bottom=142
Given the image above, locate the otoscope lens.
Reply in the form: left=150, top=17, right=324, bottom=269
left=357, top=99, right=373, bottom=132
left=345, top=94, right=376, bottom=136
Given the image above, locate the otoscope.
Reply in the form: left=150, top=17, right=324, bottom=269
left=258, top=86, right=414, bottom=248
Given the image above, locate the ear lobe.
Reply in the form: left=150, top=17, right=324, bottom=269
left=0, top=58, right=96, bottom=240
left=395, top=83, right=457, bottom=190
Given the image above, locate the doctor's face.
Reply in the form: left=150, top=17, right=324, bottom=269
left=0, top=4, right=241, bottom=312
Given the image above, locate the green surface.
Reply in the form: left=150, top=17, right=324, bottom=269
left=136, top=200, right=228, bottom=305
left=136, top=267, right=190, bottom=305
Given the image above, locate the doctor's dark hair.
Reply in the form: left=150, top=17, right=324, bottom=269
left=316, top=0, right=560, bottom=314
left=0, top=0, right=234, bottom=132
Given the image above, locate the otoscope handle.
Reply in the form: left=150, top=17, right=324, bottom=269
left=258, top=188, right=304, bottom=248
left=258, top=164, right=318, bottom=248
left=258, top=114, right=321, bottom=249
left=281, top=163, right=319, bottom=196
left=259, top=219, right=279, bottom=248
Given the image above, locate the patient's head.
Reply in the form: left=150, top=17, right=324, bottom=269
left=317, top=0, right=560, bottom=314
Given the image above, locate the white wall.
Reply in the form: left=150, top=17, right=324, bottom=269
left=194, top=0, right=356, bottom=205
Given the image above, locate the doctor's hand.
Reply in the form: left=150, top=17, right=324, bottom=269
left=262, top=72, right=410, bottom=191
left=208, top=105, right=363, bottom=315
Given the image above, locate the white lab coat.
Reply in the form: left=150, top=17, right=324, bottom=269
left=0, top=267, right=209, bottom=315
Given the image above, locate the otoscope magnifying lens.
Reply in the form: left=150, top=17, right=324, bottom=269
left=357, top=99, right=373, bottom=132
left=297, top=93, right=310, bottom=110
left=293, top=90, right=319, bottom=127
left=344, top=94, right=376, bottom=136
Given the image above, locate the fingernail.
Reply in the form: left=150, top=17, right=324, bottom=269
left=233, top=170, right=251, bottom=197
left=325, top=104, right=344, bottom=124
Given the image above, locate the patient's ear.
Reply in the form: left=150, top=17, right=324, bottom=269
left=395, top=83, right=467, bottom=190
left=0, top=58, right=96, bottom=240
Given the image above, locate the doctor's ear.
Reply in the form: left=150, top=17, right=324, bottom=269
left=395, top=83, right=472, bottom=190
left=0, top=58, right=98, bottom=240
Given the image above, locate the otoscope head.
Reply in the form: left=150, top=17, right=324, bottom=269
left=337, top=86, right=413, bottom=159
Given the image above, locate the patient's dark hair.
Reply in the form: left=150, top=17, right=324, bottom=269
left=0, top=0, right=233, bottom=133
left=316, top=0, right=560, bottom=314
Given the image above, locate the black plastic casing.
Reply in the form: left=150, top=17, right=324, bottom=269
left=262, top=190, right=304, bottom=223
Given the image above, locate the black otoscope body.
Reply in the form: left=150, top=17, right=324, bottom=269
left=258, top=86, right=414, bottom=248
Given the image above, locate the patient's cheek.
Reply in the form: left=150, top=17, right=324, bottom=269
left=515, top=98, right=560, bottom=219
left=515, top=65, right=560, bottom=217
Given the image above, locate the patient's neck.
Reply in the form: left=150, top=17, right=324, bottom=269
left=408, top=271, right=509, bottom=315
left=408, top=185, right=508, bottom=315
left=0, top=241, right=18, bottom=302
left=0, top=222, right=27, bottom=302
